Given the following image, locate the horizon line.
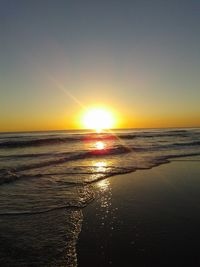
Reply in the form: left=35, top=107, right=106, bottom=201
left=0, top=126, right=200, bottom=134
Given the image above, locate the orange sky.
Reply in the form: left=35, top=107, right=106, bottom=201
left=1, top=1, right=200, bottom=132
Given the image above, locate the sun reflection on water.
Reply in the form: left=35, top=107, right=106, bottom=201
left=94, top=161, right=107, bottom=172
left=97, top=178, right=111, bottom=210
left=90, top=160, right=118, bottom=238
left=95, top=141, right=105, bottom=150
left=97, top=179, right=110, bottom=192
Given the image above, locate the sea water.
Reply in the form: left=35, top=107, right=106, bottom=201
left=0, top=128, right=200, bottom=266
left=0, top=128, right=200, bottom=215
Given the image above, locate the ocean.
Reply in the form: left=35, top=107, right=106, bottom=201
left=1, top=128, right=200, bottom=266
left=0, top=128, right=200, bottom=215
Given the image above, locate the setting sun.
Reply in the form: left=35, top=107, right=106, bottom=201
left=82, top=108, right=115, bottom=132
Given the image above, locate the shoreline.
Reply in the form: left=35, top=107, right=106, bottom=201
left=78, top=159, right=200, bottom=267
left=1, top=154, right=199, bottom=216
left=1, top=158, right=200, bottom=266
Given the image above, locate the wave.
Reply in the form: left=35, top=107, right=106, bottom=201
left=172, top=141, right=200, bottom=146
left=0, top=152, right=57, bottom=159
left=0, top=152, right=200, bottom=216
left=0, top=134, right=118, bottom=148
left=1, top=139, right=200, bottom=162
left=0, top=184, right=95, bottom=216
left=0, top=137, right=78, bottom=148
left=0, top=197, right=95, bottom=216
left=1, top=129, right=198, bottom=149
left=119, top=132, right=190, bottom=139
left=0, top=136, right=200, bottom=186
left=0, top=205, right=82, bottom=216
left=1, top=147, right=200, bottom=188
left=144, top=141, right=200, bottom=152
left=0, top=146, right=131, bottom=185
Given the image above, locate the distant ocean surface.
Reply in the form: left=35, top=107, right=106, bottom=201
left=0, top=128, right=200, bottom=215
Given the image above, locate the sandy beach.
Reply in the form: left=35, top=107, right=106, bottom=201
left=1, top=158, right=200, bottom=266
left=78, top=159, right=200, bottom=267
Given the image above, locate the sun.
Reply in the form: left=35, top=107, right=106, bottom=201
left=82, top=107, right=115, bottom=132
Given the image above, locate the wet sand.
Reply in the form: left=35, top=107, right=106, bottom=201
left=1, top=159, right=200, bottom=266
left=78, top=159, right=200, bottom=267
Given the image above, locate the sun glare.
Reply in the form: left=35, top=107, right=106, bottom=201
left=95, top=141, right=105, bottom=150
left=82, top=108, right=115, bottom=132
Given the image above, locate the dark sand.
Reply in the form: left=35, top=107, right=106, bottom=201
left=78, top=159, right=200, bottom=267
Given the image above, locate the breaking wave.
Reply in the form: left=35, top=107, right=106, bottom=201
left=0, top=129, right=199, bottom=148
left=0, top=128, right=200, bottom=215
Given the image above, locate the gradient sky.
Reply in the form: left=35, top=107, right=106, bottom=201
left=0, top=0, right=200, bottom=131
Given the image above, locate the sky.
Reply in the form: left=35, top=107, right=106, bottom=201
left=0, top=0, right=200, bottom=131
